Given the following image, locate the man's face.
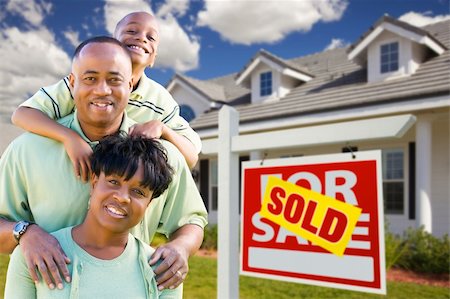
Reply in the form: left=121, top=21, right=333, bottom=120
left=114, top=12, right=159, bottom=68
left=69, top=42, right=133, bottom=130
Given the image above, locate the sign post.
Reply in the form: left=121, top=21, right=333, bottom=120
left=240, top=151, right=386, bottom=294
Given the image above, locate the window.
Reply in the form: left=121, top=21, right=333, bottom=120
left=382, top=149, right=404, bottom=214
left=380, top=42, right=399, bottom=73
left=179, top=104, right=196, bottom=122
left=210, top=159, right=218, bottom=211
left=260, top=71, right=272, bottom=96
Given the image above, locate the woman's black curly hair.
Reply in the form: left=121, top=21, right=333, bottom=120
left=91, top=132, right=173, bottom=199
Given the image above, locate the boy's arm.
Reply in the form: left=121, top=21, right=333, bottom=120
left=11, top=107, right=92, bottom=181
left=129, top=120, right=199, bottom=169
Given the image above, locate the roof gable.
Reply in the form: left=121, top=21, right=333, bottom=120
left=348, top=15, right=447, bottom=64
left=235, top=49, right=314, bottom=88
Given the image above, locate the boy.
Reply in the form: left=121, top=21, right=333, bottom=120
left=12, top=12, right=201, bottom=180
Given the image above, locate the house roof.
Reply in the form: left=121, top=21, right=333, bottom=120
left=348, top=15, right=447, bottom=63
left=235, top=49, right=314, bottom=86
left=188, top=18, right=450, bottom=130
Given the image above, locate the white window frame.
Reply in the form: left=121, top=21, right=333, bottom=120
left=382, top=147, right=407, bottom=215
left=380, top=41, right=399, bottom=74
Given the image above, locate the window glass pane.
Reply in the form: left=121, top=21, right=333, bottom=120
left=380, top=42, right=399, bottom=73
left=391, top=62, right=398, bottom=71
left=179, top=104, right=196, bottom=122
left=260, top=71, right=272, bottom=96
left=382, top=149, right=404, bottom=214
left=210, top=160, right=218, bottom=211
left=390, top=42, right=398, bottom=51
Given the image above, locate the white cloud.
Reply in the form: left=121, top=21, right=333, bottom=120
left=63, top=29, right=81, bottom=48
left=103, top=0, right=153, bottom=35
left=197, top=0, right=348, bottom=45
left=156, top=0, right=189, bottom=18
left=0, top=26, right=71, bottom=116
left=5, top=0, right=53, bottom=27
left=324, top=38, right=349, bottom=51
left=156, top=14, right=200, bottom=72
left=103, top=0, right=200, bottom=72
left=399, top=11, right=450, bottom=27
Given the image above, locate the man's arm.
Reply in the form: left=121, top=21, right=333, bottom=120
left=149, top=224, right=204, bottom=290
left=0, top=217, right=71, bottom=289
left=0, top=218, right=18, bottom=253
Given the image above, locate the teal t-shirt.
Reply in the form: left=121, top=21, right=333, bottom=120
left=4, top=227, right=182, bottom=298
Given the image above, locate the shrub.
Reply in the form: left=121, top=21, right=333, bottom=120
left=396, top=227, right=450, bottom=274
left=201, top=224, right=218, bottom=250
left=384, top=229, right=409, bottom=271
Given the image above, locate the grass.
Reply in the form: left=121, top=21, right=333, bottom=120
left=1, top=254, right=448, bottom=299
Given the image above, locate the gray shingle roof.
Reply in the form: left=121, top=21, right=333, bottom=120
left=189, top=18, right=450, bottom=130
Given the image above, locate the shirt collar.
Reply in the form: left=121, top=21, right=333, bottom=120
left=130, top=72, right=150, bottom=101
left=69, top=110, right=136, bottom=147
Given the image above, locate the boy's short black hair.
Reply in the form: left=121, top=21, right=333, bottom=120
left=91, top=133, right=173, bottom=199
left=73, top=36, right=131, bottom=61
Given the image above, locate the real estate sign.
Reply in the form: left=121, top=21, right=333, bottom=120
left=240, top=150, right=386, bottom=294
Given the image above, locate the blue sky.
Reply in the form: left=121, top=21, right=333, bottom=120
left=0, top=0, right=449, bottom=116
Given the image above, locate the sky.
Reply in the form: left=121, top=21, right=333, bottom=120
left=0, top=0, right=449, bottom=117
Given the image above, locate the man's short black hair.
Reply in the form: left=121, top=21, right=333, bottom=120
left=73, top=36, right=131, bottom=61
left=91, top=133, right=173, bottom=199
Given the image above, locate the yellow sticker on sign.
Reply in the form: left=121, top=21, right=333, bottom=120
left=260, top=176, right=362, bottom=256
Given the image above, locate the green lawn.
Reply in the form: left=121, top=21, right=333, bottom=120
left=1, top=254, right=449, bottom=299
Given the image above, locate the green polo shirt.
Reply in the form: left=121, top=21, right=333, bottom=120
left=20, top=73, right=202, bottom=153
left=0, top=111, right=207, bottom=243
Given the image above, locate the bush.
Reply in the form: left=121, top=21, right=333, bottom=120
left=396, top=227, right=450, bottom=274
left=384, top=229, right=408, bottom=271
left=201, top=224, right=218, bottom=250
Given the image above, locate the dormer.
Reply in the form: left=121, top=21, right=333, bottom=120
left=235, top=50, right=314, bottom=104
left=167, top=74, right=226, bottom=122
left=348, top=15, right=446, bottom=83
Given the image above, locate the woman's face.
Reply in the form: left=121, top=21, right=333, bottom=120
left=89, top=163, right=153, bottom=234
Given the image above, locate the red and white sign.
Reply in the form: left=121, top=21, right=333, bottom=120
left=240, top=151, right=386, bottom=294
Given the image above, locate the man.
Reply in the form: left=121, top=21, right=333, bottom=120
left=0, top=36, right=207, bottom=291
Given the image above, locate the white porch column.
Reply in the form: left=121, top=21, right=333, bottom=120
left=217, top=106, right=239, bottom=299
left=415, top=116, right=432, bottom=233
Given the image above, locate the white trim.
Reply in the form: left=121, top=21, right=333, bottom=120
left=236, top=56, right=313, bottom=86
left=348, top=27, right=383, bottom=60
left=201, top=114, right=416, bottom=154
left=282, top=68, right=313, bottom=82
left=235, top=57, right=261, bottom=86
left=197, top=94, right=450, bottom=140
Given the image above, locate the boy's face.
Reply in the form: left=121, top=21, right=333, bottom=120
left=115, top=12, right=159, bottom=69
left=89, top=162, right=153, bottom=234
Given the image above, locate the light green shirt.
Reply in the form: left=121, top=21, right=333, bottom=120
left=20, top=73, right=202, bottom=153
left=0, top=111, right=207, bottom=243
left=5, top=227, right=182, bottom=299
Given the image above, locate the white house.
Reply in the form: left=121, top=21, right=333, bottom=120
left=167, top=15, right=450, bottom=237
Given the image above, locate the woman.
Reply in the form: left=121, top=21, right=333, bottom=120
left=5, top=133, right=179, bottom=298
